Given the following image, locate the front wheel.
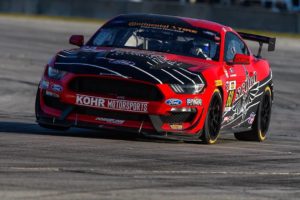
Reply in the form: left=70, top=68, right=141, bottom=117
left=234, top=86, right=272, bottom=142
left=200, top=89, right=223, bottom=144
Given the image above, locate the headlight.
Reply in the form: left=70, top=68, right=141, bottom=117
left=47, top=66, right=66, bottom=80
left=170, top=83, right=205, bottom=94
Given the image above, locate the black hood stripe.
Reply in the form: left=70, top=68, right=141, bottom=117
left=56, top=62, right=163, bottom=84
left=160, top=69, right=184, bottom=84
left=172, top=69, right=195, bottom=84
left=61, top=50, right=75, bottom=55
left=179, top=68, right=204, bottom=84
left=57, top=54, right=67, bottom=58
left=126, top=64, right=162, bottom=84
left=55, top=48, right=205, bottom=84
left=56, top=62, right=128, bottom=78
left=57, top=53, right=78, bottom=59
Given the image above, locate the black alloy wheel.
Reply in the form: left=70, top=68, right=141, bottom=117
left=234, top=86, right=272, bottom=141
left=200, top=89, right=222, bottom=144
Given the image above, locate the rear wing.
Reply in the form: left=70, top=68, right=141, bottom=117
left=238, top=32, right=276, bottom=58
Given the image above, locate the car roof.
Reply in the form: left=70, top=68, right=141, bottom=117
left=112, top=14, right=229, bottom=33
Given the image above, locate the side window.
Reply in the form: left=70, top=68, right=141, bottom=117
left=224, top=32, right=249, bottom=61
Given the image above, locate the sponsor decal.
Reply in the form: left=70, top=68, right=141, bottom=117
left=222, top=71, right=261, bottom=128
left=225, top=90, right=235, bottom=108
left=223, top=116, right=229, bottom=123
left=81, top=46, right=98, bottom=52
left=51, top=84, right=63, bottom=92
left=128, top=22, right=198, bottom=34
left=224, top=69, right=229, bottom=78
left=110, top=49, right=190, bottom=68
left=76, top=94, right=148, bottom=113
left=170, top=124, right=183, bottom=130
left=229, top=81, right=236, bottom=90
left=95, top=117, right=125, bottom=125
left=224, top=107, right=231, bottom=112
left=231, top=72, right=259, bottom=120
left=225, top=81, right=236, bottom=91
left=228, top=68, right=237, bottom=77
left=215, top=80, right=222, bottom=86
left=109, top=59, right=135, bottom=66
left=186, top=98, right=202, bottom=106
left=248, top=112, right=256, bottom=124
left=165, top=98, right=182, bottom=106
left=223, top=115, right=234, bottom=123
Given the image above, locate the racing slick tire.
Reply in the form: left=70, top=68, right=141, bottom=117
left=200, top=89, right=223, bottom=144
left=234, top=86, right=272, bottom=142
left=35, top=89, right=70, bottom=131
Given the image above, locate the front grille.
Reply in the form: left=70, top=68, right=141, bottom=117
left=160, top=112, right=196, bottom=123
left=69, top=77, right=163, bottom=101
left=43, top=94, right=66, bottom=110
left=75, top=106, right=149, bottom=121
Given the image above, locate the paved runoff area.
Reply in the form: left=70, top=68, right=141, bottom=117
left=0, top=16, right=300, bottom=200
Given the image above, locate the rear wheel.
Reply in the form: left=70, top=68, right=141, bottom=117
left=234, top=86, right=272, bottom=141
left=200, top=89, right=223, bottom=144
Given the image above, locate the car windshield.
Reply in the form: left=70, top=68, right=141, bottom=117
left=88, top=21, right=221, bottom=61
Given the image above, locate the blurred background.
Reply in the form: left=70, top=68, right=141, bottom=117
left=0, top=0, right=300, bottom=33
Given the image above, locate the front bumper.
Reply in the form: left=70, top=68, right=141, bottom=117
left=37, top=75, right=207, bottom=136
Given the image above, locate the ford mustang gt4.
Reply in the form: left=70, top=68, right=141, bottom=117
left=35, top=14, right=275, bottom=144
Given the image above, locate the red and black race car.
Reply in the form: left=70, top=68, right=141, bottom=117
left=35, top=14, right=275, bottom=144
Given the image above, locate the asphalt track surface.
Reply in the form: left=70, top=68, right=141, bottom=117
left=0, top=16, right=300, bottom=200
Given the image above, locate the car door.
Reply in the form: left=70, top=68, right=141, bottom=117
left=222, top=32, right=251, bottom=130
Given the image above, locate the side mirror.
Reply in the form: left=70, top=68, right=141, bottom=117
left=69, top=35, right=84, bottom=47
left=230, top=53, right=250, bottom=65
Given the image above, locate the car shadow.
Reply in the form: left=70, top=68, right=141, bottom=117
left=0, top=120, right=204, bottom=144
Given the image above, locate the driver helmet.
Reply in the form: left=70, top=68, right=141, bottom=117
left=190, top=40, right=210, bottom=58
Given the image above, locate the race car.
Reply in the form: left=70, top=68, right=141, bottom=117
left=35, top=14, right=275, bottom=144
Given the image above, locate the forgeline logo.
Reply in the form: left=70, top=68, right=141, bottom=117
left=76, top=94, right=148, bottom=113
left=170, top=124, right=183, bottom=130
left=95, top=117, right=125, bottom=125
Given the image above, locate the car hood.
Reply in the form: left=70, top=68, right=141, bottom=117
left=54, top=47, right=208, bottom=85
